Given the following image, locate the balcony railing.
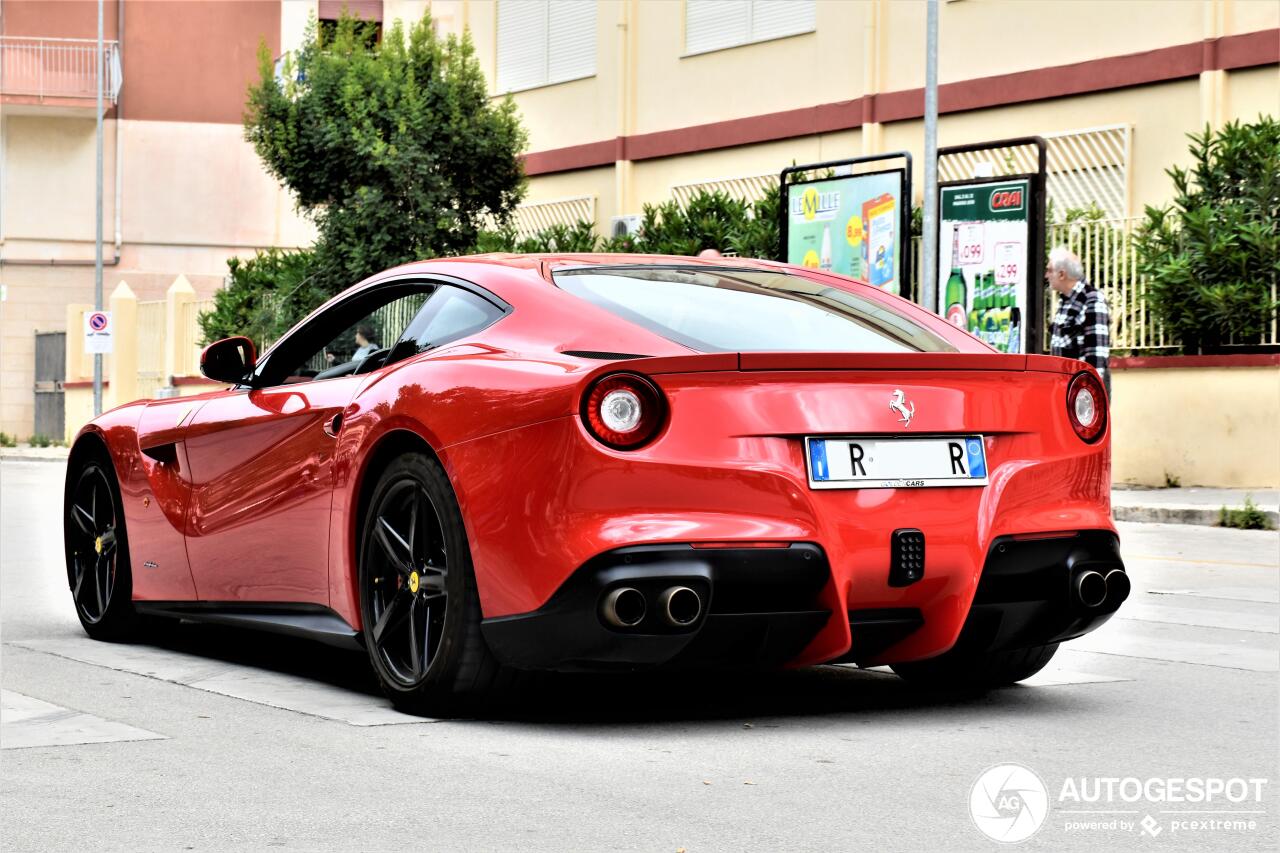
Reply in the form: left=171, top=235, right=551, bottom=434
left=0, top=37, right=122, bottom=105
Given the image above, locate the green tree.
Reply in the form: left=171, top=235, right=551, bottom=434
left=244, top=12, right=527, bottom=302
left=1134, top=117, right=1280, bottom=352
left=198, top=249, right=320, bottom=346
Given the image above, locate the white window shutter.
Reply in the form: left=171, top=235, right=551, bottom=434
left=686, top=0, right=750, bottom=55
left=548, top=0, right=597, bottom=84
left=750, top=0, right=815, bottom=42
left=497, top=0, right=549, bottom=93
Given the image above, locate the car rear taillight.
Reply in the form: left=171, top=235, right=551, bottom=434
left=1066, top=371, right=1107, bottom=443
left=581, top=373, right=666, bottom=449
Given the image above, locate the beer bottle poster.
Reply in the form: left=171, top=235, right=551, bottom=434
left=936, top=178, right=1031, bottom=354
left=786, top=171, right=903, bottom=295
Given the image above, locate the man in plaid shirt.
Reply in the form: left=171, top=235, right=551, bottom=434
left=1047, top=247, right=1111, bottom=396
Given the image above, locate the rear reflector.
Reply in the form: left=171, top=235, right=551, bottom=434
left=1009, top=531, right=1080, bottom=542
left=691, top=541, right=791, bottom=549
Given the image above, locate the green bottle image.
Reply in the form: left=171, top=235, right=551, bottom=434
left=998, top=276, right=1012, bottom=335
left=982, top=273, right=999, bottom=347
left=944, top=268, right=967, bottom=328
left=967, top=271, right=984, bottom=333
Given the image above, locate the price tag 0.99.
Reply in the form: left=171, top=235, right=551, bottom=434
left=957, top=224, right=985, bottom=266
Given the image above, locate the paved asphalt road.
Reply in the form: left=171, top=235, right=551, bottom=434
left=2, top=459, right=1277, bottom=852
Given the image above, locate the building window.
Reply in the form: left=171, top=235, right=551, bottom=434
left=496, top=0, right=597, bottom=93
left=685, top=0, right=816, bottom=57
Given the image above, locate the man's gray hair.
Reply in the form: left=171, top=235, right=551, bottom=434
left=1048, top=247, right=1084, bottom=281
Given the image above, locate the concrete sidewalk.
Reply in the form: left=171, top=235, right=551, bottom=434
left=1112, top=486, right=1279, bottom=528
left=2, top=446, right=1276, bottom=528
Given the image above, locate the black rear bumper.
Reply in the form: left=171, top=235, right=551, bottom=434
left=481, top=544, right=832, bottom=672
left=951, top=529, right=1128, bottom=655
left=481, top=530, right=1127, bottom=672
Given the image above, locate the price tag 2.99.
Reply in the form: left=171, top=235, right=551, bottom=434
left=994, top=241, right=1021, bottom=286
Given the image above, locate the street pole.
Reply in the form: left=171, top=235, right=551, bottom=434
left=921, top=0, right=939, bottom=314
left=93, top=0, right=104, bottom=416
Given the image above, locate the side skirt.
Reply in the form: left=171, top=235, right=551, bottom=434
left=135, top=601, right=363, bottom=651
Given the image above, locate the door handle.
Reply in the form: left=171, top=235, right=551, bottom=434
left=323, top=413, right=343, bottom=437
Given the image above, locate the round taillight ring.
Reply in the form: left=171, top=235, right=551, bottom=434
left=1066, top=370, right=1108, bottom=443
left=581, top=373, right=666, bottom=450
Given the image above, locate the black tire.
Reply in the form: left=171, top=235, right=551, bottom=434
left=64, top=447, right=139, bottom=641
left=358, top=452, right=517, bottom=716
left=890, top=642, right=1059, bottom=689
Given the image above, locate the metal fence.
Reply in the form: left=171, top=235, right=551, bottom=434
left=137, top=300, right=167, bottom=399
left=909, top=217, right=1279, bottom=354
left=179, top=299, right=214, bottom=379
left=0, top=37, right=122, bottom=103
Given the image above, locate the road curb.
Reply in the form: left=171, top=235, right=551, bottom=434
left=0, top=449, right=70, bottom=463
left=1113, top=504, right=1280, bottom=528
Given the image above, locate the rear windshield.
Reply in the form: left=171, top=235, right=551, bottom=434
left=553, top=266, right=956, bottom=353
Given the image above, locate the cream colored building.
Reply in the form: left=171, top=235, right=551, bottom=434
left=435, top=0, right=1278, bottom=235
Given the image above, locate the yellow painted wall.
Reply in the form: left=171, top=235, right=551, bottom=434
left=885, top=0, right=1208, bottom=92
left=481, top=0, right=1275, bottom=154
left=463, top=0, right=619, bottom=152
left=1229, top=64, right=1280, bottom=119
left=629, top=0, right=858, bottom=137
left=1112, top=365, right=1280, bottom=488
left=1231, top=0, right=1280, bottom=35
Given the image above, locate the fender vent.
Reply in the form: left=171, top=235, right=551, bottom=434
left=561, top=350, right=651, bottom=360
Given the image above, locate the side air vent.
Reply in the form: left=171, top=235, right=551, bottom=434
left=561, top=350, right=651, bottom=361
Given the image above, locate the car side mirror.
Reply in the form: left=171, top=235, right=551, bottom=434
left=200, top=336, right=257, bottom=384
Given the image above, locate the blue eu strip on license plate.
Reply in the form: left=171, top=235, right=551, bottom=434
left=805, top=435, right=989, bottom=489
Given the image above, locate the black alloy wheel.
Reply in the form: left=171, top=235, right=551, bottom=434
left=363, top=477, right=451, bottom=685
left=65, top=454, right=137, bottom=639
left=358, top=452, right=517, bottom=716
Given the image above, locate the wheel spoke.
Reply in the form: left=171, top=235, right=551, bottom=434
left=72, top=557, right=88, bottom=602
left=371, top=588, right=411, bottom=645
left=407, top=491, right=420, bottom=559
left=406, top=598, right=421, bottom=675
left=72, top=503, right=95, bottom=535
left=375, top=516, right=414, bottom=575
left=419, top=603, right=432, bottom=676
left=419, top=564, right=447, bottom=596
left=93, top=556, right=108, bottom=615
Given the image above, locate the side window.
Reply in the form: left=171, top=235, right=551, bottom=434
left=256, top=286, right=434, bottom=387
left=394, top=286, right=505, bottom=355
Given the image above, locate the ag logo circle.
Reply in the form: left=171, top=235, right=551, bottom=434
left=969, top=763, right=1049, bottom=843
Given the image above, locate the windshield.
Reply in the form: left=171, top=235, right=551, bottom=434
left=554, top=266, right=956, bottom=353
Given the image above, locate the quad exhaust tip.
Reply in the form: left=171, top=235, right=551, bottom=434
left=1074, top=570, right=1108, bottom=608
left=601, top=587, right=646, bottom=628
left=1104, top=569, right=1131, bottom=607
left=659, top=586, right=702, bottom=627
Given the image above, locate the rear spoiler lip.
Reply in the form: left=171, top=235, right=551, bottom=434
left=587, top=352, right=1083, bottom=378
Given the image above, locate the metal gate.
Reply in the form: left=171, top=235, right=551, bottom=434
left=34, top=331, right=65, bottom=440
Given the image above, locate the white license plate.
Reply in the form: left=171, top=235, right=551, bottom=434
left=805, top=435, right=988, bottom=489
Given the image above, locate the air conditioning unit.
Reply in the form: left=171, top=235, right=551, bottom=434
left=610, top=215, right=642, bottom=239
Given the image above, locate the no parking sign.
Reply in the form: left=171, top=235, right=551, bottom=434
left=84, top=310, right=113, bottom=354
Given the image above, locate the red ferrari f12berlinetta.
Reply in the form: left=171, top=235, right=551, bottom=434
left=64, top=255, right=1126, bottom=715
